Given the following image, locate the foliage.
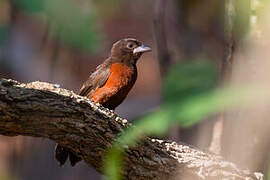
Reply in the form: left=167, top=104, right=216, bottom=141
left=14, top=0, right=101, bottom=51
left=104, top=148, right=124, bottom=180
left=0, top=24, right=8, bottom=45
left=93, top=0, right=124, bottom=17
left=162, top=60, right=218, bottom=127
left=14, top=0, right=45, bottom=13
left=0, top=171, right=17, bottom=180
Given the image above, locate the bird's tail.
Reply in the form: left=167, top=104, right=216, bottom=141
left=55, top=144, right=82, bottom=166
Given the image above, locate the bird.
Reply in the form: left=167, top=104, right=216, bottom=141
left=55, top=38, right=151, bottom=166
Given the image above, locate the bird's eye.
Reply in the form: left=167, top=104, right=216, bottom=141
left=127, top=43, right=134, bottom=49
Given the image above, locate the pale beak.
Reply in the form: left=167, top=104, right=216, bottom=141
left=133, top=45, right=152, bottom=54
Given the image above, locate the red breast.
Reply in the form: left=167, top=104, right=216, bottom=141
left=90, top=62, right=137, bottom=109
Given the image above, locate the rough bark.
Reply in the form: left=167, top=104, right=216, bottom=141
left=0, top=78, right=263, bottom=180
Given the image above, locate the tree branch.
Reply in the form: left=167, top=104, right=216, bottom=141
left=0, top=78, right=263, bottom=180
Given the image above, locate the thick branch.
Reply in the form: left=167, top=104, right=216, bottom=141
left=0, top=78, right=263, bottom=180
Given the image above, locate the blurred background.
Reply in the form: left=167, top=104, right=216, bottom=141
left=0, top=0, right=269, bottom=179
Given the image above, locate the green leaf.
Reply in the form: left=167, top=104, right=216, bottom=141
left=103, top=148, right=123, bottom=180
left=117, top=109, right=171, bottom=146
left=173, top=87, right=257, bottom=127
left=163, top=60, right=218, bottom=105
left=14, top=0, right=45, bottom=13
left=45, top=0, right=101, bottom=50
left=161, top=59, right=219, bottom=126
left=0, top=24, right=8, bottom=45
left=14, top=0, right=101, bottom=51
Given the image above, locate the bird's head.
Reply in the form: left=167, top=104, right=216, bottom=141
left=110, top=38, right=151, bottom=65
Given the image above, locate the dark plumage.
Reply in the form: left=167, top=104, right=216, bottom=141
left=55, top=38, right=151, bottom=166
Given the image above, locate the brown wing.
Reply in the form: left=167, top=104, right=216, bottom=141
left=79, top=59, right=111, bottom=98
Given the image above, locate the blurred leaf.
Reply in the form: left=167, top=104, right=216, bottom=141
left=0, top=24, right=8, bottom=45
left=103, top=148, right=123, bottom=180
left=0, top=170, right=18, bottom=180
left=14, top=0, right=101, bottom=51
left=117, top=110, right=170, bottom=146
left=160, top=59, right=218, bottom=127
left=14, top=0, right=45, bottom=13
left=14, top=0, right=46, bottom=13
left=233, top=0, right=251, bottom=40
left=45, top=0, right=101, bottom=50
left=93, top=0, right=124, bottom=17
left=268, top=165, right=270, bottom=180
left=163, top=60, right=218, bottom=105
left=172, top=87, right=256, bottom=127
